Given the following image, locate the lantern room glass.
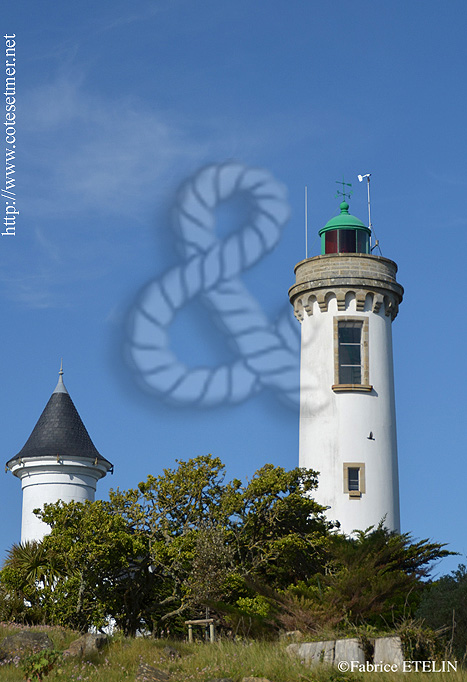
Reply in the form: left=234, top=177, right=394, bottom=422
left=324, top=229, right=369, bottom=255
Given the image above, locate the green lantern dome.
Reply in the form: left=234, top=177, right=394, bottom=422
left=319, top=202, right=371, bottom=255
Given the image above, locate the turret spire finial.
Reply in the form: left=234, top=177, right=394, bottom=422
left=54, top=359, right=68, bottom=394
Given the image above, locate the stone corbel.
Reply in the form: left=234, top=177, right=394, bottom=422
left=336, top=291, right=346, bottom=311
left=293, top=299, right=304, bottom=322
left=355, top=290, right=367, bottom=312
left=384, top=295, right=398, bottom=319
left=372, top=293, right=384, bottom=314
left=303, top=294, right=316, bottom=317
left=317, top=293, right=328, bottom=312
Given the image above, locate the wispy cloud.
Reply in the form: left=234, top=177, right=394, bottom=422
left=21, top=73, right=319, bottom=222
left=2, top=274, right=61, bottom=309
left=2, top=74, right=212, bottom=309
left=34, top=227, right=62, bottom=263
left=11, top=69, right=302, bottom=310
left=427, top=169, right=467, bottom=187
left=95, top=2, right=168, bottom=34
left=22, top=77, right=207, bottom=218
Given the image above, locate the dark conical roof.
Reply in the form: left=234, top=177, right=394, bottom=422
left=7, top=368, right=112, bottom=467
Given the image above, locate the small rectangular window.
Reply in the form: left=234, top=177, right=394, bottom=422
left=343, top=463, right=366, bottom=497
left=348, top=467, right=360, bottom=491
left=338, top=321, right=362, bottom=384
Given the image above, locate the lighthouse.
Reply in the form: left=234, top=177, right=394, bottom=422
left=6, top=365, right=113, bottom=543
left=288, top=194, right=403, bottom=534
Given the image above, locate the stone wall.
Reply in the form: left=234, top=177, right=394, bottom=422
left=287, top=636, right=403, bottom=668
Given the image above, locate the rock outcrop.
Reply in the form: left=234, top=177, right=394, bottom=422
left=0, top=631, right=54, bottom=661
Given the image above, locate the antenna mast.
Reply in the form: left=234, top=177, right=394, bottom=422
left=305, top=186, right=308, bottom=259
left=366, top=175, right=372, bottom=232
left=358, top=173, right=373, bottom=247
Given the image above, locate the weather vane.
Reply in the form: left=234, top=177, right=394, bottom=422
left=335, top=177, right=352, bottom=202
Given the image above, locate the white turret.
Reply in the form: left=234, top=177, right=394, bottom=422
left=289, top=200, right=403, bottom=534
left=6, top=363, right=113, bottom=543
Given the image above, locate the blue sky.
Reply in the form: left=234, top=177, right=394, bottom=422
left=1, top=0, right=465, bottom=575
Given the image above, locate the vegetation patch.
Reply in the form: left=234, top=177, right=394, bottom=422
left=0, top=456, right=462, bottom=679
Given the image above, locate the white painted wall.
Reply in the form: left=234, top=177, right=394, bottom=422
left=299, top=293, right=400, bottom=534
left=9, top=457, right=111, bottom=543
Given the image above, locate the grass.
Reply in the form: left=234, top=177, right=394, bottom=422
left=0, top=624, right=464, bottom=682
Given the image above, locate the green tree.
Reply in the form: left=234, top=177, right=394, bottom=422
left=186, top=526, right=235, bottom=606
left=109, top=456, right=331, bottom=629
left=2, top=455, right=450, bottom=641
left=417, top=563, right=467, bottom=660
left=0, top=540, right=62, bottom=624
left=37, top=499, right=150, bottom=634
left=322, top=525, right=452, bottom=626
left=272, top=524, right=452, bottom=634
left=227, top=463, right=332, bottom=588
left=109, top=455, right=238, bottom=629
left=2, top=540, right=64, bottom=587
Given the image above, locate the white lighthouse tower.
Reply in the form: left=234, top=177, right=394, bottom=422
left=6, top=364, right=113, bottom=543
left=288, top=194, right=403, bottom=534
